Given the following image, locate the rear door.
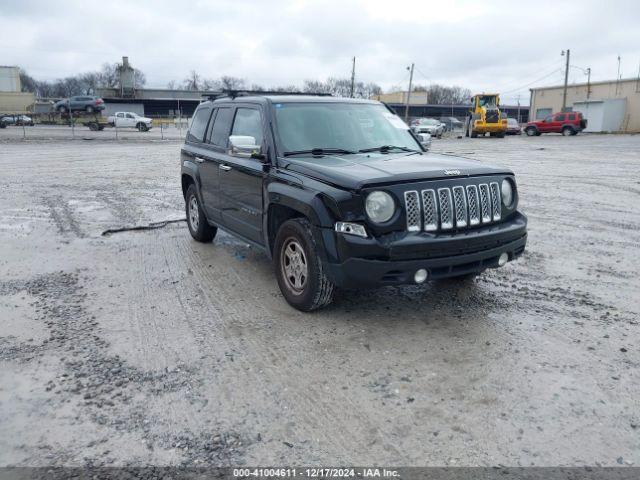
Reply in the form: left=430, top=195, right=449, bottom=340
left=218, top=105, right=266, bottom=244
left=181, top=105, right=218, bottom=219
left=199, top=106, right=234, bottom=221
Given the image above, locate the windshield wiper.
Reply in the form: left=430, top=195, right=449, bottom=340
left=283, top=148, right=357, bottom=157
left=358, top=145, right=421, bottom=154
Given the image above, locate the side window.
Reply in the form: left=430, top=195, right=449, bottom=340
left=544, top=116, right=553, bottom=123
left=555, top=114, right=566, bottom=122
left=187, top=107, right=212, bottom=143
left=209, top=107, right=234, bottom=147
left=567, top=114, right=575, bottom=121
left=230, top=108, right=264, bottom=146
left=116, top=113, right=124, bottom=118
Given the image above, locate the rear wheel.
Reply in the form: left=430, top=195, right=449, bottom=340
left=562, top=126, right=573, bottom=136
left=274, top=218, right=334, bottom=311
left=185, top=184, right=216, bottom=242
left=525, top=126, right=537, bottom=136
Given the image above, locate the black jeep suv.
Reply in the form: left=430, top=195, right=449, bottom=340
left=180, top=92, right=527, bottom=311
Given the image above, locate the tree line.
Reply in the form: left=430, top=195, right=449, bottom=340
left=18, top=64, right=470, bottom=104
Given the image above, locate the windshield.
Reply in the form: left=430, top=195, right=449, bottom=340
left=478, top=95, right=497, bottom=108
left=419, top=119, right=439, bottom=125
left=274, top=102, right=420, bottom=155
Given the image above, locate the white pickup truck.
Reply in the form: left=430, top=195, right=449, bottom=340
left=107, top=112, right=153, bottom=131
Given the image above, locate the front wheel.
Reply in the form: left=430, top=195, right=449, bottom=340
left=274, top=218, right=334, bottom=311
left=58, top=106, right=67, bottom=114
left=562, top=126, right=573, bottom=136
left=137, top=122, right=148, bottom=132
left=525, top=127, right=537, bottom=136
left=85, top=105, right=94, bottom=113
left=185, top=184, right=216, bottom=242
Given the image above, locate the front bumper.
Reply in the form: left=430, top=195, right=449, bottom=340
left=323, top=212, right=527, bottom=288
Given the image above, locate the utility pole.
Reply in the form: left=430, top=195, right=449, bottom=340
left=349, top=57, right=356, bottom=98
left=561, top=49, right=570, bottom=111
left=404, top=63, right=414, bottom=122
left=616, top=55, right=621, bottom=95
left=586, top=67, right=591, bottom=99
left=516, top=94, right=521, bottom=123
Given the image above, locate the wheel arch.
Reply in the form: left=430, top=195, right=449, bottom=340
left=264, top=182, right=338, bottom=261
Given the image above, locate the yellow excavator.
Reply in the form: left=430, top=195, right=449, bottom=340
left=465, top=93, right=508, bottom=138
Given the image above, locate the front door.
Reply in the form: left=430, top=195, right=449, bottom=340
left=218, top=106, right=265, bottom=245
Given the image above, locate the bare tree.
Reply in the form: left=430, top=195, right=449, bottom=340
left=182, top=70, right=202, bottom=91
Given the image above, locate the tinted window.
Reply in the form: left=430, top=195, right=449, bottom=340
left=231, top=108, right=263, bottom=145
left=187, top=107, right=211, bottom=143
left=209, top=108, right=233, bottom=147
left=555, top=114, right=566, bottom=121
left=568, top=114, right=575, bottom=121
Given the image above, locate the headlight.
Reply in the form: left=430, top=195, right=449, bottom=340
left=365, top=191, right=395, bottom=223
left=501, top=179, right=514, bottom=207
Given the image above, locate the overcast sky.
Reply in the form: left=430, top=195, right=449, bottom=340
left=1, top=0, right=639, bottom=104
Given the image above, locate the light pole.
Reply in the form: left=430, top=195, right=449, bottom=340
left=404, top=63, right=414, bottom=122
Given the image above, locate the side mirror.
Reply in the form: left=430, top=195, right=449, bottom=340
left=229, top=135, right=264, bottom=160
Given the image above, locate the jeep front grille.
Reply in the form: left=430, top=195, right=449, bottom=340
left=403, top=182, right=502, bottom=232
left=404, top=191, right=420, bottom=231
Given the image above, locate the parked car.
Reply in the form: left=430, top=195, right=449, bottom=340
left=506, top=118, right=521, bottom=135
left=439, top=116, right=464, bottom=132
left=524, top=112, right=587, bottom=136
left=107, top=112, right=153, bottom=131
left=180, top=92, right=527, bottom=311
left=410, top=118, right=444, bottom=138
left=415, top=132, right=432, bottom=150
left=0, top=114, right=34, bottom=126
left=53, top=96, right=105, bottom=113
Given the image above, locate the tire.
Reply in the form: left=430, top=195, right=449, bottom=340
left=570, top=129, right=579, bottom=136
left=88, top=123, right=99, bottom=131
left=562, top=126, right=573, bottom=136
left=58, top=106, right=67, bottom=114
left=525, top=127, right=537, bottom=136
left=85, top=105, right=94, bottom=113
left=274, top=218, right=335, bottom=311
left=137, top=122, right=148, bottom=132
left=185, top=184, right=216, bottom=242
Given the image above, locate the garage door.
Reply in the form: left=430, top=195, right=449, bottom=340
left=574, top=101, right=603, bottom=132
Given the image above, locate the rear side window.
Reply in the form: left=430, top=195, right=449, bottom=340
left=567, top=114, right=575, bottom=121
left=209, top=108, right=234, bottom=147
left=231, top=108, right=264, bottom=145
left=187, top=107, right=212, bottom=143
left=555, top=114, right=566, bottom=122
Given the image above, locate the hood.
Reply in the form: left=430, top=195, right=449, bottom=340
left=282, top=152, right=511, bottom=190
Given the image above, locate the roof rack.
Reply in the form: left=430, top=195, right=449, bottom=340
left=202, top=89, right=332, bottom=100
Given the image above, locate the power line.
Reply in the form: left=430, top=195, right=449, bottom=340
left=500, top=68, right=563, bottom=95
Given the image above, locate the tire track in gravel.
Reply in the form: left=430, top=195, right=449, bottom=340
left=147, top=233, right=404, bottom=461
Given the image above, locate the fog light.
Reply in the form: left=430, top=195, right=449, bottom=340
left=414, top=269, right=428, bottom=284
left=498, top=252, right=509, bottom=267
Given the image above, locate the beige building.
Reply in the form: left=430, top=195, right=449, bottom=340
left=530, top=77, right=640, bottom=132
left=0, top=66, right=35, bottom=114
left=372, top=91, right=429, bottom=105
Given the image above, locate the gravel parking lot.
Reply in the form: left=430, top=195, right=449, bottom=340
left=0, top=130, right=638, bottom=467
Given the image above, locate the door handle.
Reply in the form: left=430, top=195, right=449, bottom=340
left=195, top=157, right=205, bottom=163
left=219, top=164, right=232, bottom=171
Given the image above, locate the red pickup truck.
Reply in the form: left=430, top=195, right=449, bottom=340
left=524, top=112, right=587, bottom=136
